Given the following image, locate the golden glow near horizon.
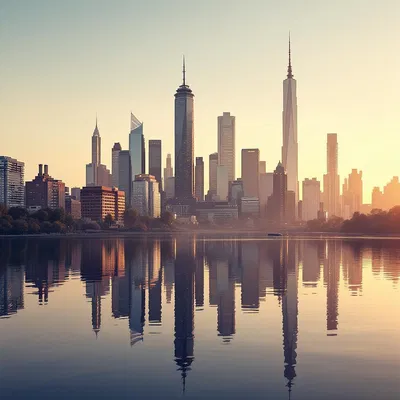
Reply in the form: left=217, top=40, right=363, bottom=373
left=1, top=1, right=399, bottom=202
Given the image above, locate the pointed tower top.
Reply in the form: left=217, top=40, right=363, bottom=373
left=93, top=115, right=100, bottom=136
left=182, top=55, right=186, bottom=86
left=287, top=32, right=293, bottom=79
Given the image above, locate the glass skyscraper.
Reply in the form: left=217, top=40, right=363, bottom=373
left=129, top=112, right=145, bottom=180
left=174, top=58, right=194, bottom=199
left=0, top=156, right=25, bottom=207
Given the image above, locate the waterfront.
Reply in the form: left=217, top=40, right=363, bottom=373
left=0, top=237, right=399, bottom=399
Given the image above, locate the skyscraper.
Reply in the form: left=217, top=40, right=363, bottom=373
left=118, top=150, right=132, bottom=208
left=218, top=112, right=235, bottom=183
left=323, top=133, right=340, bottom=217
left=241, top=149, right=260, bottom=198
left=132, top=174, right=161, bottom=217
left=216, top=165, right=228, bottom=201
left=342, top=169, right=363, bottom=218
left=129, top=113, right=145, bottom=179
left=208, top=152, right=218, bottom=198
left=282, top=36, right=299, bottom=206
left=267, top=162, right=287, bottom=224
left=0, top=156, right=25, bottom=208
left=149, top=140, right=162, bottom=191
left=174, top=57, right=194, bottom=199
left=112, top=143, right=122, bottom=187
left=164, top=154, right=173, bottom=182
left=195, top=157, right=204, bottom=201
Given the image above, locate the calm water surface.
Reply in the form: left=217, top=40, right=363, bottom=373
left=0, top=236, right=399, bottom=399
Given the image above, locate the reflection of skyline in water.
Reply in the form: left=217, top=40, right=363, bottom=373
left=1, top=237, right=400, bottom=397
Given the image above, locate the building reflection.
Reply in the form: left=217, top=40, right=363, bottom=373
left=325, top=241, right=340, bottom=334
left=174, top=237, right=195, bottom=392
left=240, top=241, right=260, bottom=311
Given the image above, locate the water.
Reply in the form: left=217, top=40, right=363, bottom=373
left=0, top=236, right=399, bottom=400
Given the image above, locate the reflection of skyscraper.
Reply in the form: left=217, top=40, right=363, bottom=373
left=240, top=242, right=260, bottom=311
left=0, top=265, right=24, bottom=318
left=343, top=243, right=363, bottom=295
left=325, top=241, right=340, bottom=334
left=281, top=240, right=298, bottom=395
left=195, top=241, right=204, bottom=308
left=302, top=241, right=321, bottom=287
left=174, top=237, right=195, bottom=392
left=148, top=241, right=162, bottom=325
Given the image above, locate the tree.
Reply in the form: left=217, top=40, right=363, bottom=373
left=124, top=208, right=139, bottom=228
left=0, top=217, right=12, bottom=234
left=50, top=208, right=65, bottom=223
left=11, top=219, right=28, bottom=234
left=104, top=213, right=114, bottom=228
left=27, top=218, right=41, bottom=234
left=53, top=221, right=67, bottom=233
left=41, top=221, right=54, bottom=234
left=32, top=209, right=49, bottom=222
left=8, top=207, right=28, bottom=221
left=160, top=211, right=174, bottom=226
left=0, top=204, right=8, bottom=217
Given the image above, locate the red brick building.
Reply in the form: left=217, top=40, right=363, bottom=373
left=81, top=186, right=125, bottom=225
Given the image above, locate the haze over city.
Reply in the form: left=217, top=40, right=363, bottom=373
left=1, top=0, right=399, bottom=202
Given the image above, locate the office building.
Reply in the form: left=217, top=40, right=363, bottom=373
left=196, top=202, right=238, bottom=223
left=65, top=196, right=81, bottom=219
left=230, top=179, right=244, bottom=205
left=0, top=156, right=25, bottom=208
left=81, top=186, right=125, bottom=224
left=129, top=113, right=145, bottom=179
left=112, top=143, right=122, bottom=187
left=86, top=119, right=112, bottom=187
left=208, top=152, right=218, bottom=199
left=241, top=149, right=260, bottom=198
left=195, top=157, right=204, bottom=201
left=267, top=162, right=287, bottom=224
left=218, top=112, right=235, bottom=183
left=217, top=165, right=229, bottom=201
left=118, top=150, right=132, bottom=208
left=164, top=153, right=173, bottom=187
left=165, top=177, right=175, bottom=200
left=282, top=36, right=299, bottom=206
left=342, top=169, right=363, bottom=218
left=71, top=187, right=81, bottom=201
left=323, top=133, right=340, bottom=217
left=259, top=173, right=273, bottom=217
left=174, top=57, right=194, bottom=199
left=149, top=140, right=162, bottom=191
left=240, top=197, right=260, bottom=217
left=26, top=164, right=65, bottom=211
left=132, top=174, right=161, bottom=218
left=302, top=178, right=321, bottom=221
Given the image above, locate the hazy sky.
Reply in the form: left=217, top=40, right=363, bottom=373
left=1, top=0, right=399, bottom=201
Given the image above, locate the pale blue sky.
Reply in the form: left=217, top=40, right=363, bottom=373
left=1, top=0, right=399, bottom=201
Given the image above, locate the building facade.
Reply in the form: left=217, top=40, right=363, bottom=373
left=164, top=153, right=173, bottom=187
left=302, top=178, right=321, bottom=221
left=208, top=152, right=218, bottom=199
left=259, top=172, right=274, bottom=217
left=267, top=162, right=287, bottom=224
left=195, top=157, right=204, bottom=202
left=165, top=177, right=175, bottom=200
left=241, top=149, right=260, bottom=198
left=81, top=186, right=125, bottom=224
left=129, top=113, right=145, bottom=179
left=0, top=156, right=25, bottom=208
left=216, top=165, right=229, bottom=201
left=217, top=112, right=235, bottom=183
left=26, top=164, right=65, bottom=211
left=174, top=58, right=194, bottom=199
left=118, top=150, right=132, bottom=209
left=323, top=133, right=340, bottom=217
left=65, top=197, right=82, bottom=220
left=282, top=37, right=299, bottom=207
left=112, top=143, right=122, bottom=187
left=132, top=174, right=161, bottom=218
left=342, top=169, right=363, bottom=219
left=149, top=140, right=162, bottom=191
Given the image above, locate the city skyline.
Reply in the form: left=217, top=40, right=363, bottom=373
left=1, top=1, right=399, bottom=202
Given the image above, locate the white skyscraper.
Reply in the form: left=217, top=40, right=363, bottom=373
left=218, top=112, right=235, bottom=183
left=282, top=36, right=298, bottom=207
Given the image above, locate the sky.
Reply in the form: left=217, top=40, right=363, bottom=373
left=1, top=0, right=399, bottom=202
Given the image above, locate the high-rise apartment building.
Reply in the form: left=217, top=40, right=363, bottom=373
left=112, top=143, right=122, bottom=187
left=149, top=140, right=162, bottom=191
left=174, top=58, right=194, bottom=199
left=241, top=149, right=260, bottom=198
left=129, top=113, right=145, bottom=179
left=81, top=186, right=125, bottom=224
left=0, top=156, right=25, bottom=208
left=323, top=133, right=340, bottom=217
left=132, top=174, right=161, bottom=218
left=118, top=150, right=132, bottom=208
left=282, top=37, right=299, bottom=206
left=26, top=164, right=65, bottom=211
left=302, top=178, right=321, bottom=221
left=208, top=152, right=218, bottom=198
left=217, top=112, right=235, bottom=183
left=195, top=157, right=204, bottom=201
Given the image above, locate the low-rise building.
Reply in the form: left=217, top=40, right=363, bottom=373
left=240, top=197, right=260, bottom=217
left=196, top=201, right=238, bottom=224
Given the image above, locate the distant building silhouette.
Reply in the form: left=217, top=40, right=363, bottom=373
left=302, top=178, right=321, bottom=221
left=195, top=157, right=204, bottom=202
left=241, top=149, right=260, bottom=198
left=342, top=169, right=362, bottom=219
left=149, top=140, right=162, bottom=192
left=118, top=150, right=132, bottom=208
left=323, top=133, right=340, bottom=217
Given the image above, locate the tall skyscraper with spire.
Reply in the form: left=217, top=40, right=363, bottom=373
left=174, top=57, right=195, bottom=199
left=129, top=113, right=145, bottom=181
left=282, top=35, right=299, bottom=210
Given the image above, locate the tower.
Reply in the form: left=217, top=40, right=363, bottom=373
left=149, top=140, right=162, bottom=191
left=218, top=112, right=235, bottom=183
left=282, top=35, right=299, bottom=209
left=112, top=143, right=122, bottom=187
left=174, top=57, right=195, bottom=199
left=195, top=157, right=204, bottom=201
left=129, top=113, right=145, bottom=180
left=323, top=133, right=340, bottom=217
left=92, top=118, right=101, bottom=166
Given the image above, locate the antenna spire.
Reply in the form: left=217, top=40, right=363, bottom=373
left=182, top=55, right=186, bottom=86
left=287, top=32, right=293, bottom=79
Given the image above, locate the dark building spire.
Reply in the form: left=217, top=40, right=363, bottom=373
left=287, top=33, right=293, bottom=79
left=182, top=55, right=186, bottom=86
